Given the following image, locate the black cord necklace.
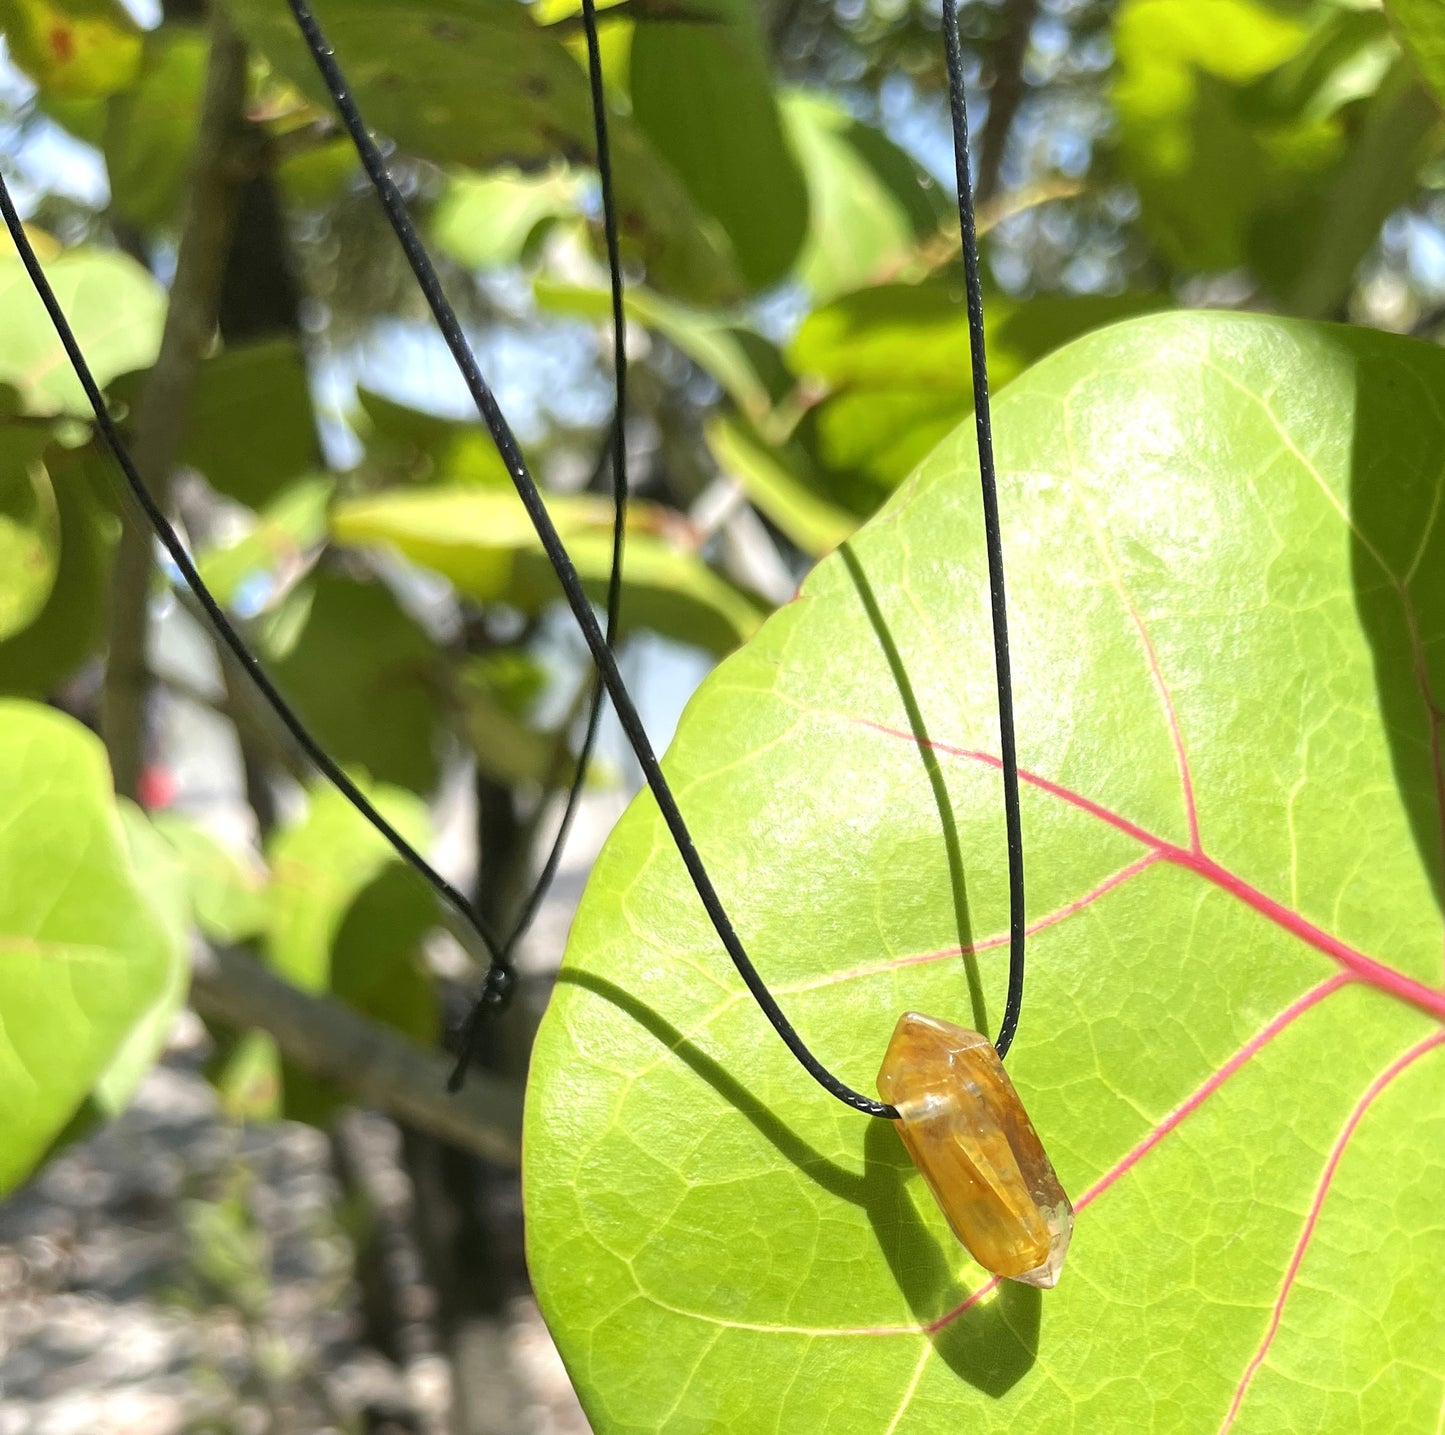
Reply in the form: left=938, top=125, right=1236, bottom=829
left=0, top=0, right=1073, bottom=1287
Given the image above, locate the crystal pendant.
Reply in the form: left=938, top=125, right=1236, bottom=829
left=876, top=1012, right=1073, bottom=1288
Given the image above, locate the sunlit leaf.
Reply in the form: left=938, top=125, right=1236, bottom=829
left=0, top=0, right=140, bottom=100
left=535, top=279, right=789, bottom=423
left=152, top=813, right=269, bottom=942
left=265, top=780, right=431, bottom=995
left=0, top=247, right=164, bottom=416
left=528, top=313, right=1445, bottom=1431
left=705, top=414, right=855, bottom=557
left=333, top=487, right=766, bottom=657
left=783, top=92, right=946, bottom=301
left=0, top=444, right=115, bottom=696
left=0, top=701, right=182, bottom=1192
left=431, top=166, right=581, bottom=271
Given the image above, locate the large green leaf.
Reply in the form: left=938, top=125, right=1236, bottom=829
left=333, top=487, right=765, bottom=657
left=0, top=247, right=164, bottom=416
left=226, top=0, right=743, bottom=301
left=0, top=701, right=183, bottom=1192
left=630, top=0, right=807, bottom=291
left=526, top=313, right=1445, bottom=1431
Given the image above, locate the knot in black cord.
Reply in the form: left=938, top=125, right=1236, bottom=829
left=446, top=963, right=516, bottom=1092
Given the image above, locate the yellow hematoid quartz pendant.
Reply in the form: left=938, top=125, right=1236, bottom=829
left=877, top=1012, right=1074, bottom=1288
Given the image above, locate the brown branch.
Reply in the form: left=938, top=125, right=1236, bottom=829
left=102, top=8, right=252, bottom=798
left=190, top=942, right=523, bottom=1166
left=975, top=0, right=1039, bottom=206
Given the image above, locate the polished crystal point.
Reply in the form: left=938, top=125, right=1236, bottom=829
left=877, top=1012, right=1073, bottom=1288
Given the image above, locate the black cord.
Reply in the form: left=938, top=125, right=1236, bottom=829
left=284, top=0, right=897, bottom=1118
left=0, top=169, right=513, bottom=979
left=941, top=0, right=1027, bottom=1060
left=448, top=0, right=629, bottom=1089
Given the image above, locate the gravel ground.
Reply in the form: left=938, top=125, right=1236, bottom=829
left=0, top=1017, right=590, bottom=1435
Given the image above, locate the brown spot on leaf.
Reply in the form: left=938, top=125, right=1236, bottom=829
left=522, top=73, right=549, bottom=99
left=431, top=19, right=466, bottom=42
left=48, top=23, right=75, bottom=63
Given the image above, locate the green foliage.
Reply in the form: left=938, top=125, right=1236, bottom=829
left=0, top=0, right=140, bottom=100
left=0, top=701, right=183, bottom=1193
left=0, top=443, right=114, bottom=696
left=1115, top=0, right=1435, bottom=314
left=332, top=487, right=766, bottom=656
left=630, top=0, right=807, bottom=290
left=226, top=0, right=744, bottom=300
left=103, top=24, right=205, bottom=230
left=431, top=166, right=581, bottom=271
left=783, top=91, right=947, bottom=301
left=268, top=571, right=443, bottom=794
left=0, top=246, right=163, bottom=415
left=0, top=426, right=60, bottom=642
left=527, top=313, right=1445, bottom=1431
left=114, top=339, right=320, bottom=507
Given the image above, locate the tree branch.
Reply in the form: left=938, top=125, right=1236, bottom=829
left=190, top=942, right=523, bottom=1166
left=975, top=0, right=1038, bottom=206
left=103, top=8, right=252, bottom=798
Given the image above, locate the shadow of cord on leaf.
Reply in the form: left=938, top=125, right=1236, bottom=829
left=562, top=969, right=1041, bottom=1395
left=839, top=541, right=987, bottom=1036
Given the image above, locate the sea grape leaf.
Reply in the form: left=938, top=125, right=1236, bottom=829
left=112, top=339, right=320, bottom=508
left=332, top=488, right=765, bottom=657
left=0, top=443, right=115, bottom=696
left=152, top=813, right=269, bottom=942
left=430, top=166, right=581, bottom=271
left=225, top=0, right=743, bottom=301
left=0, top=0, right=141, bottom=99
left=782, top=92, right=947, bottom=302
left=102, top=25, right=205, bottom=230
left=268, top=572, right=443, bottom=795
left=0, top=247, right=163, bottom=416
left=0, top=701, right=183, bottom=1193
left=535, top=281, right=789, bottom=425
left=265, top=780, right=430, bottom=995
left=1113, top=0, right=1416, bottom=300
left=526, top=313, right=1445, bottom=1432
left=630, top=0, right=808, bottom=291
left=784, top=283, right=1164, bottom=511
left=705, top=414, right=856, bottom=557
left=195, top=473, right=331, bottom=613
left=0, top=425, right=60, bottom=642
left=262, top=781, right=436, bottom=1126
left=357, top=387, right=512, bottom=488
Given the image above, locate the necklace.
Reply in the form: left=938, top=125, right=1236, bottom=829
left=0, top=0, right=1073, bottom=1292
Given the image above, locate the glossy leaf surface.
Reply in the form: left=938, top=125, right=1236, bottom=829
left=527, top=313, right=1445, bottom=1432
